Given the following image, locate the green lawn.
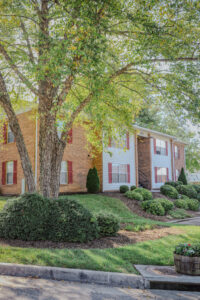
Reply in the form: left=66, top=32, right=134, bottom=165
left=0, top=193, right=199, bottom=273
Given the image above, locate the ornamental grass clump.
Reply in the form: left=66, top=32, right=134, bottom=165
left=175, top=243, right=200, bottom=257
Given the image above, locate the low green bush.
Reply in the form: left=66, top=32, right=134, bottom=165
left=186, top=199, right=199, bottom=211
left=192, top=185, right=200, bottom=193
left=130, top=185, right=136, bottom=191
left=95, top=213, right=120, bottom=237
left=155, top=198, right=174, bottom=213
left=141, top=200, right=165, bottom=216
left=196, top=193, right=200, bottom=201
left=125, top=190, right=143, bottom=201
left=174, top=199, right=188, bottom=210
left=134, top=188, right=153, bottom=200
left=165, top=181, right=182, bottom=188
left=168, top=208, right=191, bottom=219
left=176, top=185, right=197, bottom=199
left=120, top=185, right=129, bottom=193
left=180, top=194, right=190, bottom=200
left=160, top=184, right=178, bottom=199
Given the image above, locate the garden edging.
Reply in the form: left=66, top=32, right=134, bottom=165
left=0, top=262, right=144, bottom=289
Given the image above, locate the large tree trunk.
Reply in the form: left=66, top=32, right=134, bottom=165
left=0, top=73, right=35, bottom=193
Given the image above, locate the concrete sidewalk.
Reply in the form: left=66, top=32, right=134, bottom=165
left=170, top=216, right=200, bottom=225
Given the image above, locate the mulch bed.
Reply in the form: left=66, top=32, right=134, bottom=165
left=0, top=227, right=183, bottom=250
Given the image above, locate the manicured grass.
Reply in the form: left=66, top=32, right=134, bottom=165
left=0, top=226, right=199, bottom=273
left=0, top=196, right=10, bottom=211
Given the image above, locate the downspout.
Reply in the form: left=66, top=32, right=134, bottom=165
left=35, top=116, right=38, bottom=188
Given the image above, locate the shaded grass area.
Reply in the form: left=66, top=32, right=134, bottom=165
left=0, top=196, right=10, bottom=211
left=0, top=226, right=199, bottom=273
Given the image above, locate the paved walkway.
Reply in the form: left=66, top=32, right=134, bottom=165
left=172, top=216, right=200, bottom=225
left=0, top=275, right=199, bottom=299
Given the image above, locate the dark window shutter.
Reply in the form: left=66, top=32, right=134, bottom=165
left=2, top=162, right=6, bottom=185
left=3, top=123, right=7, bottom=144
left=154, top=138, right=156, bottom=154
left=68, top=129, right=73, bottom=144
left=166, top=141, right=168, bottom=156
left=68, top=161, right=73, bottom=184
left=126, top=132, right=130, bottom=149
left=108, top=163, right=112, bottom=183
left=13, top=160, right=17, bottom=184
left=155, top=167, right=158, bottom=183
left=127, top=164, right=130, bottom=183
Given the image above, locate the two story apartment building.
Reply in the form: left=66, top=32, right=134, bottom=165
left=0, top=111, right=186, bottom=195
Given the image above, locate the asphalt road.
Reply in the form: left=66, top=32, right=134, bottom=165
left=0, top=275, right=199, bottom=300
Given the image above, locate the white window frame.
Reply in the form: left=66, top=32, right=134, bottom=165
left=176, top=169, right=179, bottom=180
left=6, top=161, right=14, bottom=185
left=7, top=126, right=15, bottom=143
left=60, top=161, right=68, bottom=184
left=157, top=167, right=167, bottom=183
left=174, top=146, right=179, bottom=159
left=156, top=139, right=167, bottom=155
left=111, top=163, right=128, bottom=183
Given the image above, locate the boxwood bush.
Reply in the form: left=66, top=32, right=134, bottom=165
left=165, top=181, right=182, bottom=188
left=160, top=184, right=178, bottom=199
left=120, top=185, right=129, bottom=193
left=192, top=184, right=200, bottom=193
left=125, top=191, right=143, bottom=201
left=174, top=199, right=188, bottom=210
left=141, top=200, right=165, bottom=216
left=176, top=185, right=197, bottom=199
left=186, top=199, right=199, bottom=211
left=197, top=193, right=200, bottom=202
left=134, top=188, right=153, bottom=200
left=95, top=213, right=120, bottom=237
left=0, top=193, right=99, bottom=242
left=130, top=185, right=136, bottom=191
left=155, top=198, right=174, bottom=213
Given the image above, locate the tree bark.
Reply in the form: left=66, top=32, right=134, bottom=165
left=0, top=73, right=35, bottom=193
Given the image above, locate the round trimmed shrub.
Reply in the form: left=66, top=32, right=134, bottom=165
left=130, top=185, right=136, bottom=191
left=134, top=188, right=153, bottom=200
left=0, top=193, right=50, bottom=240
left=186, top=199, right=199, bottom=211
left=196, top=193, right=200, bottom=202
left=47, top=197, right=99, bottom=242
left=180, top=194, right=190, bottom=200
left=160, top=184, right=178, bottom=199
left=86, top=167, right=100, bottom=193
left=120, top=185, right=129, bottom=193
left=141, top=200, right=165, bottom=216
left=95, top=213, right=120, bottom=237
left=192, top=185, right=200, bottom=193
left=125, top=191, right=143, bottom=201
left=165, top=181, right=182, bottom=188
left=176, top=185, right=197, bottom=199
left=174, top=199, right=188, bottom=210
left=155, top=198, right=174, bottom=213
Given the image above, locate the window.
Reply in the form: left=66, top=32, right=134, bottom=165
left=60, top=161, right=68, bottom=184
left=108, top=163, right=130, bottom=183
left=176, top=169, right=180, bottom=181
left=109, top=133, right=129, bottom=149
left=155, top=139, right=167, bottom=155
left=7, top=126, right=14, bottom=143
left=155, top=167, right=168, bottom=183
left=174, top=146, right=180, bottom=159
left=6, top=161, right=14, bottom=185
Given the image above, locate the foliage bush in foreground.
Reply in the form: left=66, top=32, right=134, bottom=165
left=125, top=191, right=143, bottom=201
left=178, top=168, right=188, bottom=185
left=165, top=181, right=182, bottom=188
left=160, top=184, right=178, bottom=199
left=176, top=184, right=197, bottom=199
left=120, top=185, right=129, bottom=193
left=155, top=198, right=174, bottom=213
left=0, top=193, right=99, bottom=242
left=95, top=213, right=120, bottom=237
left=186, top=199, right=199, bottom=211
left=174, top=199, right=188, bottom=210
left=192, top=184, right=200, bottom=193
left=86, top=167, right=100, bottom=193
left=175, top=243, right=200, bottom=257
left=130, top=185, right=136, bottom=191
left=134, top=188, right=153, bottom=200
left=141, top=200, right=165, bottom=216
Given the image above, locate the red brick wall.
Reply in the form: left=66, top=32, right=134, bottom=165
left=0, top=111, right=93, bottom=195
left=137, top=136, right=152, bottom=189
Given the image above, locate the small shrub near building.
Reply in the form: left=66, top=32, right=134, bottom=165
left=130, top=185, right=136, bottom=191
left=141, top=200, right=165, bottom=216
left=176, top=185, right=197, bottom=199
left=86, top=167, right=100, bottom=193
left=120, top=185, right=129, bottom=193
left=155, top=198, right=174, bottom=213
left=95, top=213, right=120, bottom=237
left=125, top=190, right=143, bottom=201
left=160, top=184, right=179, bottom=199
left=134, top=188, right=153, bottom=200
left=186, top=199, right=199, bottom=211
left=165, top=181, right=182, bottom=188
left=178, top=167, right=188, bottom=185
left=174, top=199, right=189, bottom=210
left=192, top=184, right=200, bottom=193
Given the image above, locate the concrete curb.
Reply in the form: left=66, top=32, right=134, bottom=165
left=0, top=263, right=144, bottom=289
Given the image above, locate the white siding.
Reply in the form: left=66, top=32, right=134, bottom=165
left=151, top=135, right=172, bottom=189
left=102, top=135, right=135, bottom=191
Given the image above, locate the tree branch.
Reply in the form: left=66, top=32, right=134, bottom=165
left=20, top=19, right=35, bottom=64
left=0, top=44, right=39, bottom=96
